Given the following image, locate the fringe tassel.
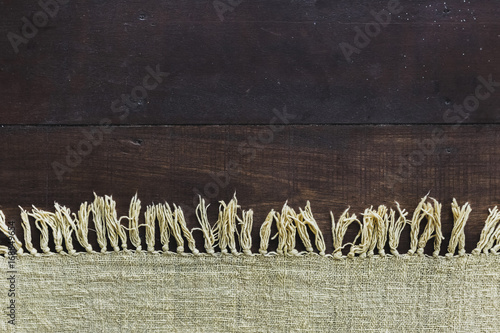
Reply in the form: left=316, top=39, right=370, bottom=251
left=195, top=196, right=216, bottom=254
left=447, top=199, right=471, bottom=257
left=366, top=207, right=380, bottom=257
left=331, top=208, right=361, bottom=259
left=164, top=202, right=184, bottom=254
left=19, top=207, right=36, bottom=255
left=297, top=201, right=326, bottom=255
left=292, top=206, right=310, bottom=254
left=274, top=202, right=297, bottom=255
left=483, top=210, right=500, bottom=254
left=75, top=202, right=93, bottom=253
left=3, top=194, right=500, bottom=258
left=295, top=201, right=326, bottom=256
left=54, top=203, right=77, bottom=255
left=173, top=205, right=199, bottom=255
left=239, top=209, right=253, bottom=255
left=416, top=199, right=444, bottom=257
left=473, top=206, right=500, bottom=254
left=91, top=194, right=108, bottom=253
left=35, top=207, right=63, bottom=253
left=348, top=207, right=376, bottom=258
left=128, top=195, right=142, bottom=251
left=47, top=207, right=64, bottom=253
left=104, top=196, right=128, bottom=252
left=156, top=203, right=171, bottom=253
left=490, top=222, right=500, bottom=254
left=0, top=211, right=23, bottom=255
left=388, top=203, right=408, bottom=256
left=144, top=204, right=156, bottom=253
left=29, top=207, right=52, bottom=254
left=372, top=205, right=388, bottom=256
left=408, top=195, right=429, bottom=255
left=214, top=195, right=239, bottom=254
left=259, top=210, right=275, bottom=254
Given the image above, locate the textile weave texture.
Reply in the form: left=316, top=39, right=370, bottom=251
left=1, top=254, right=499, bottom=332
left=2, top=194, right=500, bottom=331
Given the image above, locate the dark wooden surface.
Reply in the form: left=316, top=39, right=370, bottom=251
left=1, top=125, right=499, bottom=254
left=1, top=1, right=499, bottom=124
left=1, top=1, right=499, bottom=254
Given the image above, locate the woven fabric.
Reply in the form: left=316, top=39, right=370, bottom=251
left=1, top=254, right=499, bottom=332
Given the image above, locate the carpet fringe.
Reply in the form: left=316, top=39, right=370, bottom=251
left=1, top=194, right=500, bottom=258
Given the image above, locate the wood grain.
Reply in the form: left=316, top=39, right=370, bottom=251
left=0, top=124, right=499, bottom=254
left=1, top=1, right=499, bottom=124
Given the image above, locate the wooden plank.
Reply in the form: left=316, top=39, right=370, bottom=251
left=1, top=1, right=499, bottom=124
left=0, top=124, right=498, bottom=254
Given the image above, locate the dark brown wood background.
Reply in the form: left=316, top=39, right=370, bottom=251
left=1, top=1, right=499, bottom=254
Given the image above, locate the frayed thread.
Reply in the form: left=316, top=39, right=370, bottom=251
left=2, top=194, right=499, bottom=258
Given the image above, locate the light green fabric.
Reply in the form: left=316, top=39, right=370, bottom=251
left=1, top=253, right=499, bottom=332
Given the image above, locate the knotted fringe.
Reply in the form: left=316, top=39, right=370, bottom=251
left=174, top=205, right=199, bottom=255
left=296, top=201, right=326, bottom=255
left=263, top=201, right=327, bottom=256
left=75, top=202, right=93, bottom=253
left=91, top=194, right=107, bottom=253
left=388, top=203, right=408, bottom=256
left=194, top=196, right=216, bottom=254
left=156, top=203, right=170, bottom=253
left=259, top=210, right=275, bottom=254
left=104, top=196, right=128, bottom=252
left=128, top=194, right=142, bottom=251
left=472, top=206, right=500, bottom=255
left=19, top=207, right=37, bottom=255
left=2, top=194, right=500, bottom=258
left=347, top=206, right=376, bottom=258
left=331, top=208, right=361, bottom=259
left=447, top=199, right=471, bottom=257
left=0, top=211, right=22, bottom=255
left=214, top=194, right=239, bottom=254
left=274, top=202, right=297, bottom=255
left=54, top=203, right=77, bottom=255
left=239, top=209, right=253, bottom=255
left=30, top=207, right=57, bottom=254
left=144, top=204, right=156, bottom=252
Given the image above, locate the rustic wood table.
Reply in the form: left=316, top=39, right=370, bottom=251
left=1, top=1, right=499, bottom=254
